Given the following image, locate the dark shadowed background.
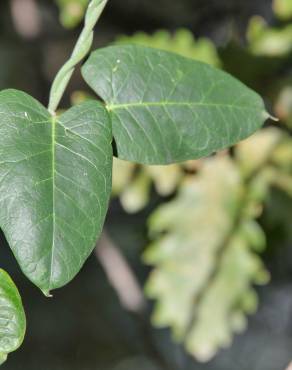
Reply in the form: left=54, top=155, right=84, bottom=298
left=1, top=1, right=292, bottom=370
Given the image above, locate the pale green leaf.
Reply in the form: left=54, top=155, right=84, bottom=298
left=112, top=158, right=135, bottom=196
left=0, top=89, right=112, bottom=294
left=144, top=157, right=268, bottom=362
left=116, top=29, right=222, bottom=67
left=273, top=0, right=292, bottom=20
left=247, top=16, right=292, bottom=56
left=145, top=164, right=183, bottom=196
left=0, top=269, right=26, bottom=365
left=82, top=45, right=268, bottom=164
left=55, top=0, right=89, bottom=29
left=112, top=159, right=182, bottom=212
left=120, top=169, right=151, bottom=213
left=236, top=127, right=283, bottom=175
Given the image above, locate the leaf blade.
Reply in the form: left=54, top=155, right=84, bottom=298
left=0, top=90, right=112, bottom=293
left=82, top=44, right=268, bottom=164
left=0, top=269, right=26, bottom=364
left=143, top=156, right=268, bottom=361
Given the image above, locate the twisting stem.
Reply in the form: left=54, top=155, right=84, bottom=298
left=48, top=0, right=108, bottom=114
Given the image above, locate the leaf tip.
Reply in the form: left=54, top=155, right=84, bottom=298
left=263, top=111, right=279, bottom=122
left=42, top=289, right=53, bottom=298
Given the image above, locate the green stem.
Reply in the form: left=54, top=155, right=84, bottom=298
left=48, top=0, right=108, bottom=114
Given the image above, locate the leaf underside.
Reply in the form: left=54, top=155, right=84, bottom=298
left=0, top=90, right=112, bottom=294
left=0, top=269, right=26, bottom=364
left=82, top=44, right=268, bottom=165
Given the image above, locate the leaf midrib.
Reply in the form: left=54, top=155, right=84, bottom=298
left=106, top=101, right=261, bottom=111
left=48, top=115, right=56, bottom=295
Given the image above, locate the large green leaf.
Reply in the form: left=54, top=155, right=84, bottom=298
left=82, top=45, right=268, bottom=164
left=0, top=90, right=112, bottom=294
left=0, top=269, right=26, bottom=365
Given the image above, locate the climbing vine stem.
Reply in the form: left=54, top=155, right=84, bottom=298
left=48, top=0, right=108, bottom=114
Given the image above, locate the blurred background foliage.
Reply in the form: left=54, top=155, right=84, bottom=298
left=0, top=0, right=292, bottom=369
left=55, top=0, right=89, bottom=29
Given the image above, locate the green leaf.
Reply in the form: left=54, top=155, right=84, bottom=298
left=82, top=45, right=268, bottom=165
left=144, top=157, right=268, bottom=361
left=0, top=89, right=112, bottom=294
left=116, top=29, right=222, bottom=67
left=247, top=16, right=292, bottom=57
left=55, top=0, right=89, bottom=29
left=273, top=0, right=292, bottom=20
left=0, top=269, right=26, bottom=364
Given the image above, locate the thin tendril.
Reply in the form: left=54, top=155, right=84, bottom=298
left=48, top=0, right=108, bottom=114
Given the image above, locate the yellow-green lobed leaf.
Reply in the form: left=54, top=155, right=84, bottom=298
left=273, top=0, right=292, bottom=20
left=116, top=29, right=222, bottom=67
left=144, top=157, right=268, bottom=362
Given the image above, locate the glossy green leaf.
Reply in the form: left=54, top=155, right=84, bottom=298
left=82, top=45, right=268, bottom=165
left=0, top=269, right=26, bottom=364
left=0, top=90, right=112, bottom=295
